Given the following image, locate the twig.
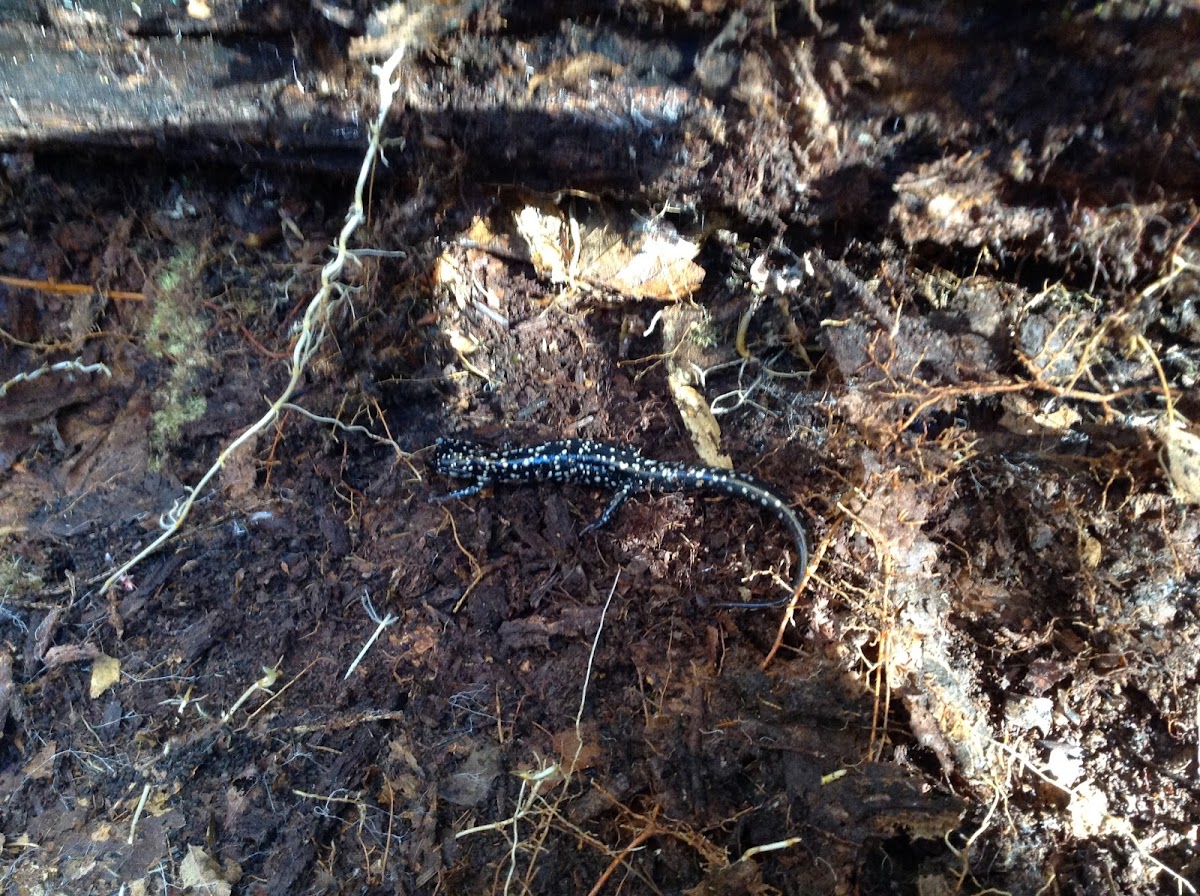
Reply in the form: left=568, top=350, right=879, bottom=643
left=576, top=572, right=617, bottom=733
left=760, top=512, right=841, bottom=670
left=0, top=358, right=111, bottom=398
left=127, top=783, right=151, bottom=844
left=344, top=590, right=399, bottom=680
left=281, top=402, right=406, bottom=459
left=585, top=815, right=659, bottom=896
left=95, top=41, right=417, bottom=595
left=243, top=658, right=318, bottom=724
left=220, top=662, right=280, bottom=724
left=0, top=274, right=144, bottom=301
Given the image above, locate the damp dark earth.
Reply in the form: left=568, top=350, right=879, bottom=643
left=2, top=3, right=1200, bottom=894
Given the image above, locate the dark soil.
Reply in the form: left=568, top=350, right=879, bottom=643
left=2, top=3, right=1200, bottom=895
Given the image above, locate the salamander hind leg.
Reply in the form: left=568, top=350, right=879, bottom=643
left=581, top=485, right=632, bottom=534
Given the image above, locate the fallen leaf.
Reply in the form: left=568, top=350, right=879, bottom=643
left=660, top=305, right=730, bottom=468
left=42, top=643, right=100, bottom=669
left=179, top=845, right=234, bottom=896
left=514, top=204, right=704, bottom=301
left=551, top=727, right=602, bottom=774
left=22, top=739, right=57, bottom=780
left=999, top=394, right=1081, bottom=435
left=441, top=744, right=501, bottom=807
left=669, top=369, right=730, bottom=469
left=1162, top=418, right=1200, bottom=503
left=89, top=654, right=121, bottom=699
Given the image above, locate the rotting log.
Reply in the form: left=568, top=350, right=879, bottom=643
left=0, top=1, right=1196, bottom=228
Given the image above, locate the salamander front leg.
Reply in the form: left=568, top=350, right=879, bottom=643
left=582, top=485, right=632, bottom=534
left=432, top=480, right=490, bottom=503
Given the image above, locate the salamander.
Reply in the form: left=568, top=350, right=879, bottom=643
left=432, top=438, right=808, bottom=608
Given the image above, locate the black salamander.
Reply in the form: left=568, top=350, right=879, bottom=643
left=432, top=438, right=809, bottom=608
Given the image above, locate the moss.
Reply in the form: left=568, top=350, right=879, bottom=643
left=149, top=390, right=208, bottom=462
left=145, top=247, right=205, bottom=362
left=0, top=555, right=43, bottom=599
left=688, top=308, right=718, bottom=349
left=143, top=247, right=212, bottom=467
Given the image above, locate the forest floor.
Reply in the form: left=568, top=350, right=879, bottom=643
left=1, top=3, right=1200, bottom=894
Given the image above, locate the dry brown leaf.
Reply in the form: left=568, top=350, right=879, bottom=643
left=441, top=744, right=501, bottom=807
left=22, top=739, right=57, bottom=779
left=89, top=653, right=121, bottom=699
left=660, top=304, right=731, bottom=468
left=601, top=221, right=705, bottom=300
left=220, top=429, right=260, bottom=500
left=999, top=394, right=1081, bottom=435
left=551, top=726, right=602, bottom=773
left=42, top=643, right=100, bottom=668
left=668, top=370, right=730, bottom=469
left=433, top=252, right=472, bottom=307
left=179, top=845, right=237, bottom=896
left=1162, top=418, right=1200, bottom=503
left=515, top=206, right=571, bottom=284
left=514, top=204, right=704, bottom=301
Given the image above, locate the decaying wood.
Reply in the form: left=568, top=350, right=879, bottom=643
left=2, top=2, right=1197, bottom=227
